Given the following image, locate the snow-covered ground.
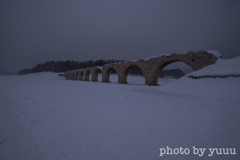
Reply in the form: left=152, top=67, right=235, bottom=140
left=0, top=57, right=240, bottom=160
left=187, top=56, right=240, bottom=78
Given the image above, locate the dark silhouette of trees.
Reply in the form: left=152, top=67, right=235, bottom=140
left=18, top=59, right=123, bottom=75
left=17, top=68, right=32, bottom=75
left=129, top=66, right=185, bottom=78
left=158, top=68, right=185, bottom=78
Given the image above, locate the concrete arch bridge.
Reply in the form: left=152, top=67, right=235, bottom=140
left=64, top=50, right=220, bottom=85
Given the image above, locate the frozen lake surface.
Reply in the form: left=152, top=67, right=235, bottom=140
left=0, top=57, right=240, bottom=160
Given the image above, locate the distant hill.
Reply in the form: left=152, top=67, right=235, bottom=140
left=0, top=70, right=16, bottom=75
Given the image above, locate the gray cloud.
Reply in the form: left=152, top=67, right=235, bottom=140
left=224, top=0, right=240, bottom=7
left=1, top=0, right=240, bottom=73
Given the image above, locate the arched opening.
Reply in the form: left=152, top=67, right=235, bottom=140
left=86, top=70, right=90, bottom=79
left=93, top=68, right=102, bottom=82
left=84, top=70, right=91, bottom=81
left=78, top=70, right=84, bottom=80
left=125, top=65, right=145, bottom=85
left=107, top=67, right=118, bottom=83
left=158, top=61, right=194, bottom=85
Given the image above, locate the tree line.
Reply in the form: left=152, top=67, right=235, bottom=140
left=18, top=59, right=123, bottom=75
left=18, top=59, right=185, bottom=78
left=129, top=67, right=185, bottom=78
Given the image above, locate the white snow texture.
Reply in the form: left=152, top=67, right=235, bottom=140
left=0, top=57, right=240, bottom=160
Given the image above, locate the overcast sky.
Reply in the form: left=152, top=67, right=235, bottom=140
left=1, top=0, right=240, bottom=73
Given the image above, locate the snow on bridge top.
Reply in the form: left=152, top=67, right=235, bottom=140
left=141, top=50, right=222, bottom=62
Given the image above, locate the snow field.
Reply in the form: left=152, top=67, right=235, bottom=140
left=0, top=57, right=240, bottom=160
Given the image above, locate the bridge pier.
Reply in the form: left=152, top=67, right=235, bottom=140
left=66, top=72, right=68, bottom=79
left=90, top=67, right=102, bottom=82
left=144, top=73, right=159, bottom=85
left=118, top=75, right=128, bottom=84
left=71, top=71, right=74, bottom=80
left=77, top=70, right=83, bottom=81
left=74, top=70, right=78, bottom=80
left=102, top=74, right=110, bottom=82
left=83, top=69, right=90, bottom=81
left=84, top=75, right=89, bottom=81
left=91, top=74, right=98, bottom=82
left=68, top=72, right=70, bottom=79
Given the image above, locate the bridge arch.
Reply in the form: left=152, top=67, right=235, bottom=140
left=83, top=69, right=91, bottom=81
left=77, top=70, right=83, bottom=80
left=144, top=51, right=219, bottom=85
left=107, top=67, right=116, bottom=74
left=105, top=67, right=118, bottom=82
left=65, top=50, right=219, bottom=85
left=159, top=60, right=193, bottom=71
left=102, top=64, right=120, bottom=82
left=90, top=67, right=102, bottom=82
left=68, top=71, right=71, bottom=79
left=122, top=64, right=145, bottom=84
left=125, top=64, right=143, bottom=75
left=74, top=70, right=78, bottom=80
left=65, top=72, right=69, bottom=79
left=71, top=71, right=74, bottom=80
left=157, top=60, right=194, bottom=78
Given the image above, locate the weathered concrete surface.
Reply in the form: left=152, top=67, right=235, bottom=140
left=83, top=69, right=90, bottom=81
left=101, top=64, right=120, bottom=82
left=90, top=67, right=102, bottom=82
left=66, top=71, right=72, bottom=80
left=102, top=51, right=218, bottom=85
left=102, top=61, right=146, bottom=84
left=73, top=70, right=78, bottom=80
left=67, top=71, right=70, bottom=79
left=71, top=71, right=74, bottom=80
left=83, top=67, right=102, bottom=82
left=77, top=70, right=83, bottom=81
left=65, top=50, right=219, bottom=85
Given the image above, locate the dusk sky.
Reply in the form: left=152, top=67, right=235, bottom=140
left=1, top=0, right=240, bottom=73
